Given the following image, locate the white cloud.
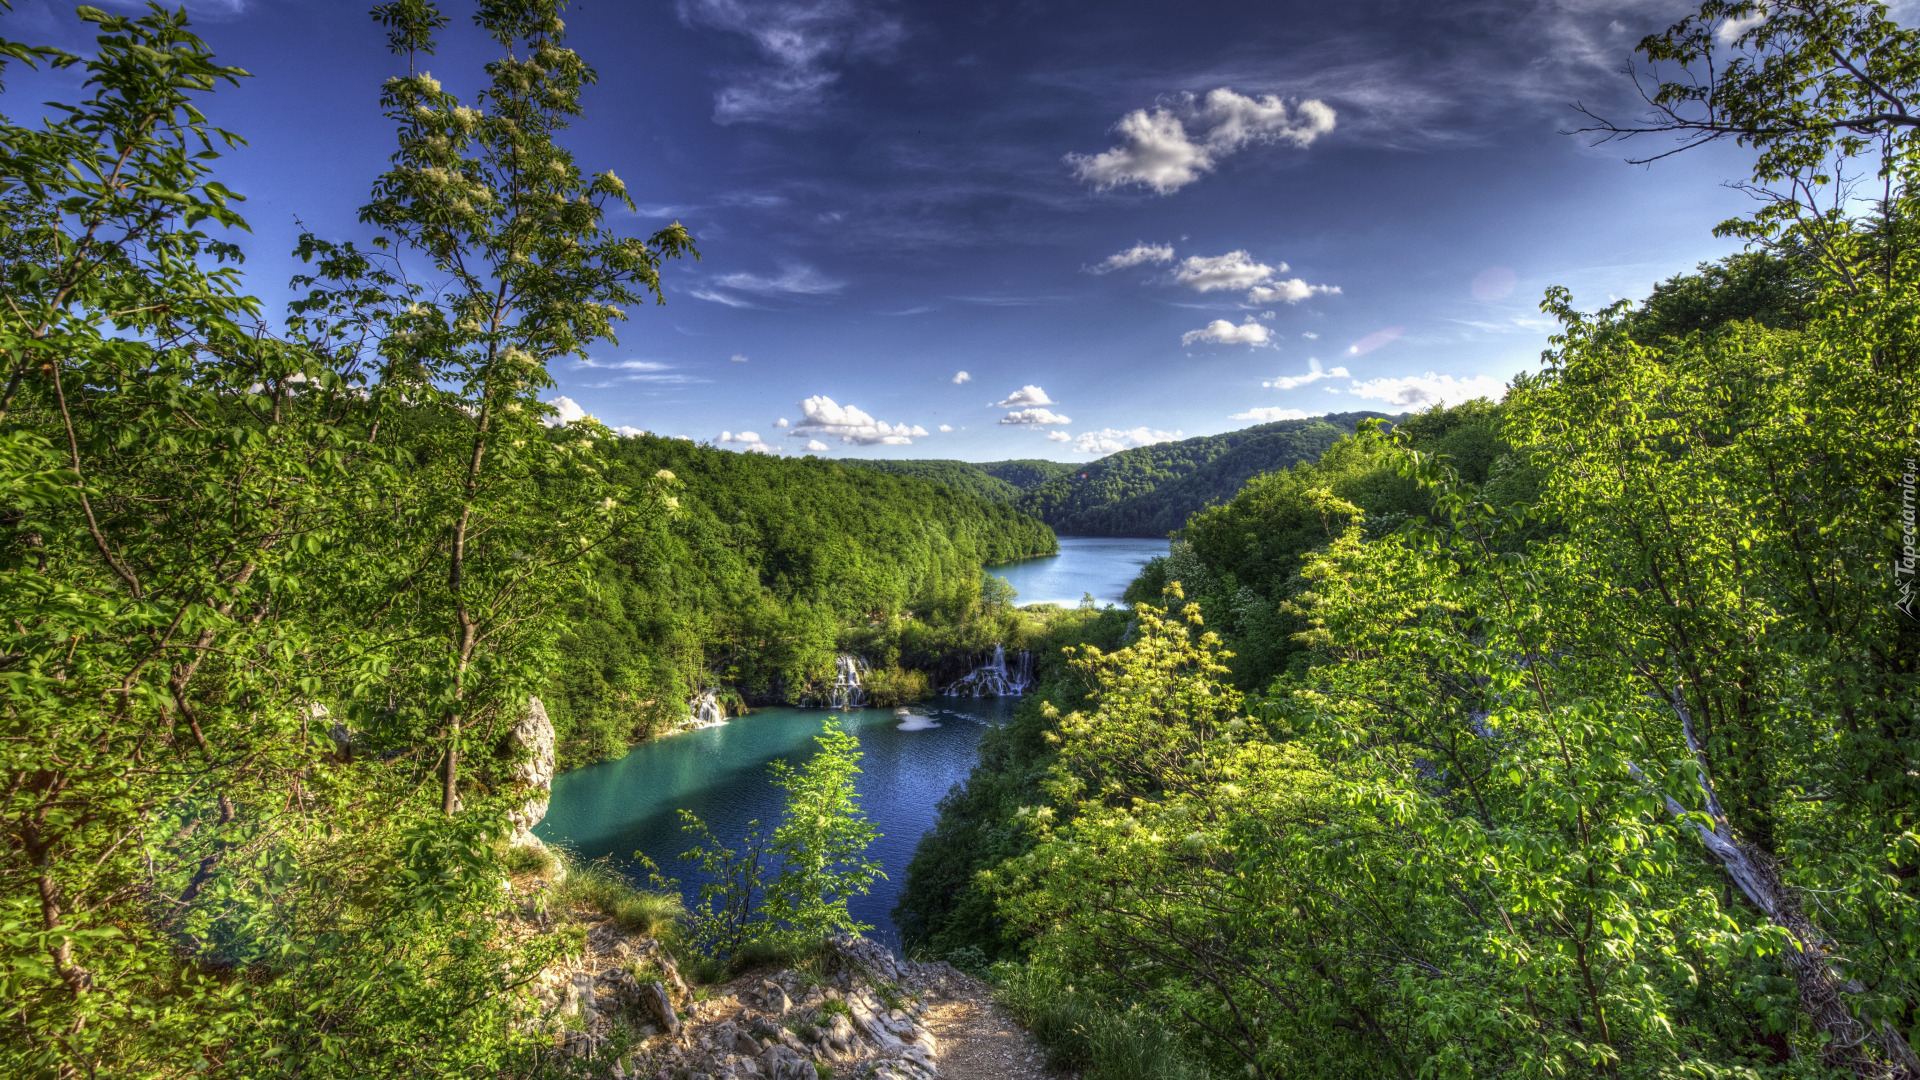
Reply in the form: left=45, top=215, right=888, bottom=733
left=1067, top=88, right=1336, bottom=195
left=1091, top=243, right=1175, bottom=273
left=1263, top=359, right=1349, bottom=389
left=1047, top=430, right=1072, bottom=443
left=1000, top=407, right=1074, bottom=426
left=991, top=385, right=1055, bottom=408
left=1182, top=318, right=1272, bottom=346
left=775, top=417, right=789, bottom=428
left=1247, top=278, right=1341, bottom=304
left=576, top=358, right=672, bottom=372
left=720, top=430, right=780, bottom=454
left=1173, top=250, right=1278, bottom=292
left=1301, top=331, right=1319, bottom=340
left=714, top=264, right=844, bottom=297
left=1718, top=10, right=1766, bottom=44
left=790, top=395, right=929, bottom=445
left=938, top=424, right=954, bottom=432
left=615, top=425, right=648, bottom=438
left=677, top=0, right=905, bottom=126
left=1229, top=407, right=1315, bottom=422
left=544, top=396, right=588, bottom=426
left=952, top=370, right=971, bottom=384
left=1345, top=372, right=1507, bottom=409
left=1073, top=426, right=1182, bottom=456
left=731, top=353, right=749, bottom=362
left=805, top=439, right=829, bottom=452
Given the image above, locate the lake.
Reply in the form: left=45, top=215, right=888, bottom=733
left=987, top=535, right=1169, bottom=608
left=537, top=533, right=1169, bottom=948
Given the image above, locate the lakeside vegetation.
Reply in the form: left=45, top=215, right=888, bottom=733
left=546, top=434, right=1055, bottom=766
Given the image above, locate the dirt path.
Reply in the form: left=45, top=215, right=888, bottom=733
left=922, top=976, right=1057, bottom=1080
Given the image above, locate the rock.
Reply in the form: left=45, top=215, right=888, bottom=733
left=733, top=1030, right=762, bottom=1056
left=828, top=934, right=903, bottom=985
left=758, top=1045, right=814, bottom=1080
left=506, top=697, right=556, bottom=848
left=759, top=980, right=791, bottom=1015
left=642, top=980, right=680, bottom=1036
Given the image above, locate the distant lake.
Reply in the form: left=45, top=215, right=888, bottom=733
left=988, top=535, right=1169, bottom=608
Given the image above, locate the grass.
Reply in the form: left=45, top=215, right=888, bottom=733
left=819, top=998, right=850, bottom=1020
left=494, top=839, right=560, bottom=878
left=994, top=964, right=1211, bottom=1080
left=550, top=856, right=683, bottom=937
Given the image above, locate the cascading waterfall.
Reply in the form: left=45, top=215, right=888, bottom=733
left=940, top=644, right=1034, bottom=697
left=685, top=690, right=726, bottom=730
left=828, top=653, right=868, bottom=708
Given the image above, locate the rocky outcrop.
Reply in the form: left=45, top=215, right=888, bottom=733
left=517, top=883, right=970, bottom=1080
left=505, top=697, right=555, bottom=850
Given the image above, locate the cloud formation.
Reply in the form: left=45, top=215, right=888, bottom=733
left=1345, top=372, right=1506, bottom=408
left=1047, top=430, right=1071, bottom=442
left=991, top=385, right=1055, bottom=408
left=544, top=396, right=588, bottom=426
left=1263, top=358, right=1349, bottom=389
left=694, top=264, right=845, bottom=309
left=720, top=430, right=779, bottom=453
left=1073, top=426, right=1181, bottom=455
left=1230, top=407, right=1315, bottom=422
left=677, top=0, right=905, bottom=126
left=615, top=425, right=648, bottom=438
left=1000, top=407, right=1074, bottom=425
left=790, top=395, right=929, bottom=445
left=1067, top=89, right=1336, bottom=195
left=938, top=424, right=954, bottom=432
left=805, top=439, right=829, bottom=452
left=1249, top=279, right=1342, bottom=304
left=1173, top=250, right=1280, bottom=292
left=731, top=353, right=750, bottom=362
left=1091, top=243, right=1175, bottom=273
left=1183, top=318, right=1272, bottom=346
left=952, top=370, right=971, bottom=384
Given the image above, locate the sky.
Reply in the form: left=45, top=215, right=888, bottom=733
left=4, top=0, right=1773, bottom=460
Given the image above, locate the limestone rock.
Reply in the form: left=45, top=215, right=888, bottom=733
left=642, top=980, right=680, bottom=1036
left=506, top=697, right=556, bottom=848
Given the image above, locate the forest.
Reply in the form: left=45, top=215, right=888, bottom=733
left=842, top=457, right=1074, bottom=502
left=4, top=0, right=1918, bottom=1078
left=545, top=434, right=1054, bottom=766
left=1011, top=412, right=1389, bottom=536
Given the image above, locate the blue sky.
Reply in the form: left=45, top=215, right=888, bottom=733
left=6, top=0, right=1765, bottom=460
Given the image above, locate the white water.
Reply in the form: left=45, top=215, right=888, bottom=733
left=799, top=653, right=869, bottom=708
left=684, top=690, right=727, bottom=730
left=941, top=643, right=1034, bottom=697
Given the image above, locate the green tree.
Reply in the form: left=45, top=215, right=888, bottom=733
left=679, top=720, right=883, bottom=959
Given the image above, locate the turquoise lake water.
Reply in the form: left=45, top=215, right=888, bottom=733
left=536, top=534, right=1170, bottom=947
left=987, top=535, right=1169, bottom=608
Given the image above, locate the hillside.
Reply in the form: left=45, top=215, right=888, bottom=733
left=846, top=457, right=1073, bottom=502
left=1014, top=412, right=1392, bottom=537
left=548, top=436, right=1059, bottom=763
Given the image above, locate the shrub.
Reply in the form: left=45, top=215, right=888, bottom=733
left=995, top=965, right=1210, bottom=1080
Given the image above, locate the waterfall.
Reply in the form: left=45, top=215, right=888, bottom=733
left=827, top=654, right=868, bottom=708
left=685, top=690, right=727, bottom=730
left=799, top=654, right=870, bottom=708
left=940, top=644, right=1034, bottom=698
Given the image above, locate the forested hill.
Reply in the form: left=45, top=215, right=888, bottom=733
left=1014, top=413, right=1391, bottom=536
left=844, top=457, right=1074, bottom=502
left=547, top=436, right=1058, bottom=763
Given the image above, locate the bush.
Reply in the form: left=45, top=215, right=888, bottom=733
left=552, top=857, right=683, bottom=937
left=995, top=965, right=1210, bottom=1080
left=496, top=840, right=560, bottom=878
left=861, top=665, right=931, bottom=706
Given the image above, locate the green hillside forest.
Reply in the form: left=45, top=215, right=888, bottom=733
left=862, top=416, right=1393, bottom=538
left=845, top=456, right=1074, bottom=503
left=547, top=435, right=1055, bottom=765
